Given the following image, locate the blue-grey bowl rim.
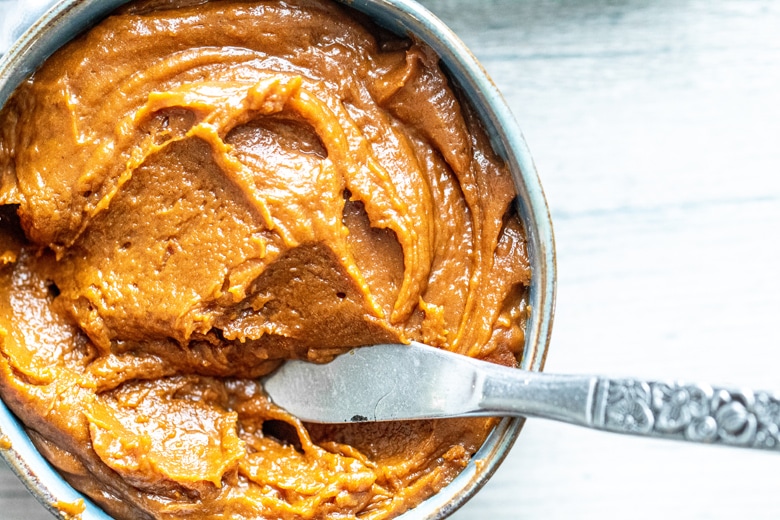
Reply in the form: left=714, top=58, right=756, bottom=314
left=0, top=0, right=557, bottom=518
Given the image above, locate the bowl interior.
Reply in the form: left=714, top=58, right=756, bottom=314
left=0, top=1, right=555, bottom=518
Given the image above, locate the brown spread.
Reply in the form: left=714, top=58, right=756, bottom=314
left=0, top=0, right=531, bottom=518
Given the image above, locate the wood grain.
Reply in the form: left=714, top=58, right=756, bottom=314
left=2, top=0, right=780, bottom=518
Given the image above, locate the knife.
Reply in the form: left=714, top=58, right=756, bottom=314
left=262, top=341, right=780, bottom=451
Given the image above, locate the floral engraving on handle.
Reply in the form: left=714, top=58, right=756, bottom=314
left=600, top=380, right=780, bottom=449
left=604, top=380, right=653, bottom=434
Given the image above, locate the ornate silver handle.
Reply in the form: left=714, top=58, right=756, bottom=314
left=480, top=371, right=780, bottom=451
left=592, top=379, right=780, bottom=449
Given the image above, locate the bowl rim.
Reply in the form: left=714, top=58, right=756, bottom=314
left=0, top=0, right=557, bottom=518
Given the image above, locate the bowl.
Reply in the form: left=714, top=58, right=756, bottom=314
left=0, top=0, right=556, bottom=518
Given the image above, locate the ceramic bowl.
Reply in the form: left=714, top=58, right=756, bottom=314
left=0, top=1, right=556, bottom=518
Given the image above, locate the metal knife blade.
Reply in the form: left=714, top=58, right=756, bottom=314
left=261, top=341, right=491, bottom=423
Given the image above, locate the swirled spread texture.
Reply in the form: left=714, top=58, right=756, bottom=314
left=0, top=0, right=531, bottom=518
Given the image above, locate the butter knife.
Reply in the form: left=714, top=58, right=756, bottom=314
left=262, top=341, right=780, bottom=451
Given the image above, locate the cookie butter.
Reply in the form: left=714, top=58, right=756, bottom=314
left=0, top=0, right=531, bottom=518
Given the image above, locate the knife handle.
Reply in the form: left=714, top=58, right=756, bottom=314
left=479, top=370, right=780, bottom=451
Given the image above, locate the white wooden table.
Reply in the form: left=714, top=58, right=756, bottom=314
left=2, top=0, right=780, bottom=518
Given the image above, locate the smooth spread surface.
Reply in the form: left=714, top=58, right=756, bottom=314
left=0, top=1, right=530, bottom=518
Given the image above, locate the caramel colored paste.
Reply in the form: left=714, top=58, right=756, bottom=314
left=0, top=1, right=531, bottom=518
